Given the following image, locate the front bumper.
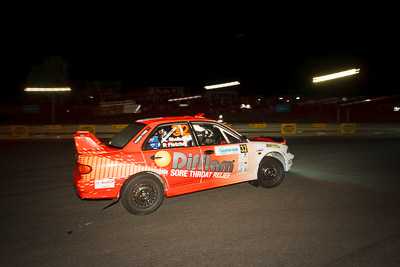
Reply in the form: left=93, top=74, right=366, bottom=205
left=285, top=153, right=294, bottom=171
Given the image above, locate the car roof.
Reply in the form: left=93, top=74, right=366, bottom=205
left=136, top=114, right=213, bottom=125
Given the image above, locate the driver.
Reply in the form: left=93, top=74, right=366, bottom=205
left=195, top=125, right=226, bottom=146
left=203, top=129, right=214, bottom=145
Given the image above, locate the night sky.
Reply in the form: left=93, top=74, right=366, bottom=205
left=4, top=5, right=399, bottom=102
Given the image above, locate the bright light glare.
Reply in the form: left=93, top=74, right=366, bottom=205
left=168, top=95, right=201, bottom=102
left=313, top=69, right=360, bottom=83
left=25, top=87, right=71, bottom=92
left=204, top=81, right=240, bottom=90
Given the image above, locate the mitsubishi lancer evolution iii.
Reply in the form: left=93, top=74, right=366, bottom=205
left=73, top=114, right=294, bottom=215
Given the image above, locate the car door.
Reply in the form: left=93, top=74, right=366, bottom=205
left=190, top=121, right=251, bottom=187
left=141, top=122, right=202, bottom=189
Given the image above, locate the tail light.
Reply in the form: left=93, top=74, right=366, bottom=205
left=77, top=163, right=92, bottom=174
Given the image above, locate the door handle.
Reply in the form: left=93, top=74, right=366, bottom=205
left=150, top=155, right=162, bottom=160
left=204, top=150, right=214, bottom=155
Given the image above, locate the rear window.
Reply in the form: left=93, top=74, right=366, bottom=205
left=106, top=123, right=146, bottom=149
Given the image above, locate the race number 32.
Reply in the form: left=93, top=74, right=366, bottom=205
left=240, top=144, right=248, bottom=153
left=172, top=124, right=190, bottom=136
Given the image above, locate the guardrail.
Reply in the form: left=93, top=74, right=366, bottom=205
left=1, top=123, right=399, bottom=138
left=228, top=123, right=400, bottom=136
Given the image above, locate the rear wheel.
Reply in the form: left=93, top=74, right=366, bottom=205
left=257, top=157, right=285, bottom=188
left=121, top=173, right=164, bottom=215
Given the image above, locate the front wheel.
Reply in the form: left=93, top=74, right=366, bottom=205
left=257, top=157, right=285, bottom=188
left=121, top=174, right=164, bottom=215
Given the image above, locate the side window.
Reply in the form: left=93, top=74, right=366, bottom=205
left=192, top=123, right=226, bottom=146
left=192, top=122, right=243, bottom=145
left=223, top=129, right=242, bottom=144
left=143, top=123, right=194, bottom=150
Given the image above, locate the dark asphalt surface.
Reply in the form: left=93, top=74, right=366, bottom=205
left=1, top=135, right=400, bottom=266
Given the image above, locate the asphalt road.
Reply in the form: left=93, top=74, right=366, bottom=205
left=1, top=135, right=400, bottom=266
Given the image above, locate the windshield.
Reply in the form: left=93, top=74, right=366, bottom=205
left=107, top=122, right=146, bottom=149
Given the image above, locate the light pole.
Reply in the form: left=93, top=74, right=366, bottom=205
left=312, top=69, right=360, bottom=123
left=24, top=87, right=71, bottom=124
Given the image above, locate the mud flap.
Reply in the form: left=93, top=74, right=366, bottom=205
left=102, top=195, right=120, bottom=210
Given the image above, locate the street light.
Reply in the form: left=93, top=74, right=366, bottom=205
left=313, top=69, right=360, bottom=83
left=204, top=81, right=240, bottom=90
left=168, top=95, right=202, bottom=102
left=25, top=87, right=71, bottom=92
left=24, top=87, right=71, bottom=123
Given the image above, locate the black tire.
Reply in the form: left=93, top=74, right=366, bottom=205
left=121, top=173, right=164, bottom=215
left=257, top=157, right=285, bottom=188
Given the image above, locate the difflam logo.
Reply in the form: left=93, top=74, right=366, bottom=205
left=154, top=151, right=234, bottom=172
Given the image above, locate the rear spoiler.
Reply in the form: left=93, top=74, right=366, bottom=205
left=74, top=131, right=105, bottom=154
left=250, top=136, right=286, bottom=145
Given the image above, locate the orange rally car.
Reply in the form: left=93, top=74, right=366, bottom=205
left=73, top=114, right=294, bottom=215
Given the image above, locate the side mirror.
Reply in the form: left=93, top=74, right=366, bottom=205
left=240, top=135, right=248, bottom=142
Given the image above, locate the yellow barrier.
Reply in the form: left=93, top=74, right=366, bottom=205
left=311, top=123, right=327, bottom=128
left=250, top=123, right=267, bottom=128
left=11, top=125, right=29, bottom=137
left=44, top=125, right=62, bottom=130
left=112, top=124, right=128, bottom=129
left=341, top=123, right=356, bottom=134
left=79, top=125, right=96, bottom=135
left=281, top=124, right=297, bottom=134
left=2, top=123, right=391, bottom=138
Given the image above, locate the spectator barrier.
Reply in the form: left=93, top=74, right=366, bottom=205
left=1, top=123, right=399, bottom=138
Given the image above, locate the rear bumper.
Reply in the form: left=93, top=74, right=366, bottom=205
left=73, top=167, right=120, bottom=199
